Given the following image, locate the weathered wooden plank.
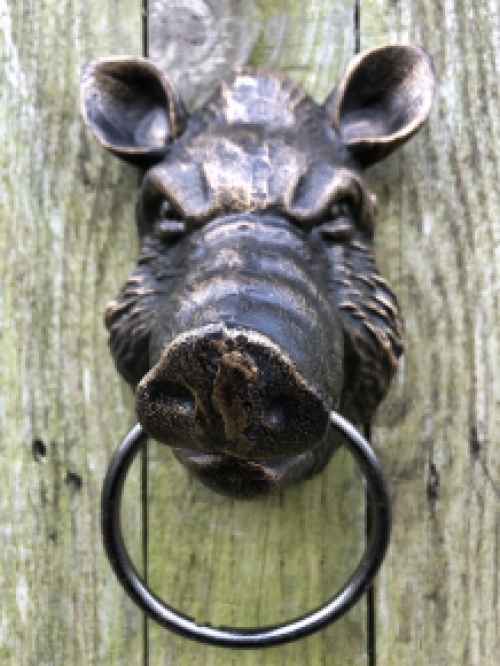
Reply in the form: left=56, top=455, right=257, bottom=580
left=146, top=2, right=368, bottom=665
left=360, top=2, right=500, bottom=664
left=0, top=2, right=144, bottom=664
left=146, top=446, right=366, bottom=666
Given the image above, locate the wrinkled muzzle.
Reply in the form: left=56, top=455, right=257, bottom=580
left=136, top=215, right=344, bottom=496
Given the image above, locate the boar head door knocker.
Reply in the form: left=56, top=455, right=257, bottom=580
left=81, top=44, right=435, bottom=647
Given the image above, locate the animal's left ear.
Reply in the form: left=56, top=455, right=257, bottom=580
left=325, top=44, right=436, bottom=168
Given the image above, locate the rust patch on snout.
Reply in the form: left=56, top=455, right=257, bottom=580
left=211, top=350, right=258, bottom=455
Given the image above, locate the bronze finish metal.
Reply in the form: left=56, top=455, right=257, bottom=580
left=81, top=45, right=435, bottom=498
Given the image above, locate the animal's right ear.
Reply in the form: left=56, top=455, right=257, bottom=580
left=80, top=57, right=187, bottom=167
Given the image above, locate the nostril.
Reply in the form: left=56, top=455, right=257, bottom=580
left=136, top=376, right=199, bottom=447
left=245, top=386, right=329, bottom=459
left=148, top=381, right=196, bottom=415
left=263, top=394, right=297, bottom=429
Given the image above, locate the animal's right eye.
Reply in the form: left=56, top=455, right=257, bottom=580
left=318, top=199, right=355, bottom=242
left=154, top=201, right=186, bottom=242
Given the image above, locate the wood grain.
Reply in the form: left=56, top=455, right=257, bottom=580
left=4, top=1, right=496, bottom=664
left=146, top=2, right=368, bottom=665
left=360, top=2, right=500, bottom=664
left=0, top=1, right=143, bottom=664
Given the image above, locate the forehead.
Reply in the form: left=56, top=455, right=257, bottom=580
left=209, top=69, right=313, bottom=130
left=144, top=70, right=367, bottom=223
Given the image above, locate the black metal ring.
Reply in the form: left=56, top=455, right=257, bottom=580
left=101, top=412, right=391, bottom=648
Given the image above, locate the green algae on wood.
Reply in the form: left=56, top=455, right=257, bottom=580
left=0, top=1, right=143, bottom=664
left=360, top=1, right=500, bottom=664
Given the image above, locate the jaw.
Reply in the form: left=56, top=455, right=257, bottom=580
left=172, top=433, right=339, bottom=499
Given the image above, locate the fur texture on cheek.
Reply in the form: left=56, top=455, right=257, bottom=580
left=329, top=237, right=404, bottom=423
left=105, top=237, right=173, bottom=387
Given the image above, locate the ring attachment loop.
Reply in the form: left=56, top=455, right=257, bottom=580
left=101, top=412, right=391, bottom=648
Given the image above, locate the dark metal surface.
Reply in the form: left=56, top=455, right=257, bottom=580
left=81, top=44, right=435, bottom=498
left=101, top=412, right=391, bottom=648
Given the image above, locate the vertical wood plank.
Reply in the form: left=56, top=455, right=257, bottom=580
left=0, top=2, right=144, bottom=664
left=360, top=2, right=500, bottom=664
left=146, top=2, right=368, bottom=665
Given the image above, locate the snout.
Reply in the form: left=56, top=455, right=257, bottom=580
left=136, top=324, right=329, bottom=460
left=135, top=215, right=345, bottom=497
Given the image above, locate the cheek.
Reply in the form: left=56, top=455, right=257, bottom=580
left=104, top=253, right=176, bottom=386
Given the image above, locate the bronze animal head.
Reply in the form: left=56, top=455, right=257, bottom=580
left=81, top=45, right=435, bottom=498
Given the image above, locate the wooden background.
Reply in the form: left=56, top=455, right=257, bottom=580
left=1, top=1, right=499, bottom=664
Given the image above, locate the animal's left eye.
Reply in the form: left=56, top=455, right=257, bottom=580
left=154, top=201, right=186, bottom=242
left=319, top=199, right=355, bottom=241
